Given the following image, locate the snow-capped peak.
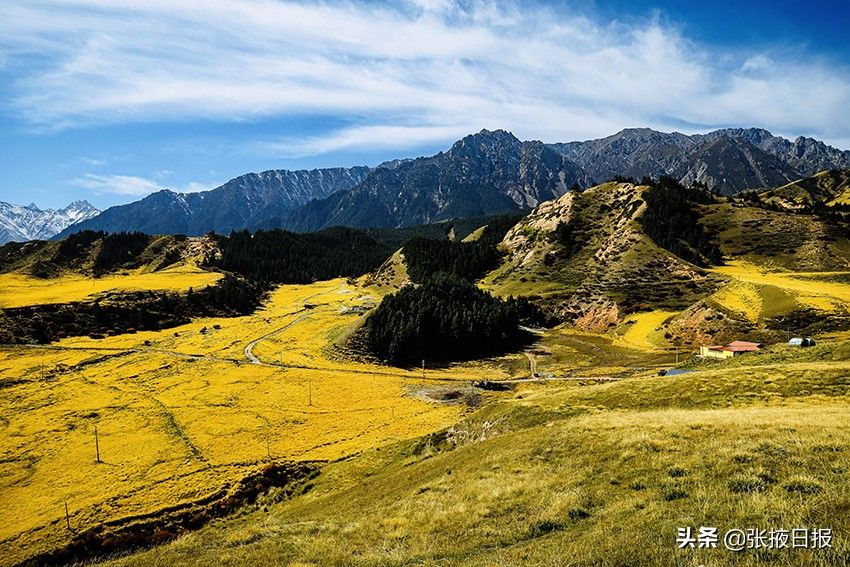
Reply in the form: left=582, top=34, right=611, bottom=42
left=0, top=200, right=100, bottom=244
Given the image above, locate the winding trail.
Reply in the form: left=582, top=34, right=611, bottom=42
left=244, top=312, right=311, bottom=365
left=524, top=352, right=537, bottom=378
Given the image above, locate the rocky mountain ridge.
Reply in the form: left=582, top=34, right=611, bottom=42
left=281, top=129, right=592, bottom=232
left=54, top=166, right=371, bottom=238
left=51, top=127, right=850, bottom=238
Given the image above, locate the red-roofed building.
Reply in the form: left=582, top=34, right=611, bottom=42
left=726, top=341, right=763, bottom=352
left=699, top=341, right=763, bottom=359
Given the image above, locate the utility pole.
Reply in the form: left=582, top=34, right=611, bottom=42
left=422, top=359, right=426, bottom=380
left=95, top=427, right=101, bottom=463
left=308, top=377, right=313, bottom=407
left=64, top=502, right=71, bottom=530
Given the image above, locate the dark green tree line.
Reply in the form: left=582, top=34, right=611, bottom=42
left=210, top=227, right=390, bottom=283
left=638, top=176, right=723, bottom=266
left=366, top=273, right=542, bottom=365
left=0, top=275, right=265, bottom=344
left=402, top=213, right=520, bottom=283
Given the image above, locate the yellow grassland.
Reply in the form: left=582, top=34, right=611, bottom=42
left=529, top=326, right=675, bottom=379
left=708, top=280, right=763, bottom=322
left=614, top=311, right=679, bottom=351
left=712, top=260, right=850, bottom=314
left=0, top=263, right=221, bottom=308
left=106, top=356, right=850, bottom=566
left=0, top=277, right=489, bottom=563
left=6, top=258, right=850, bottom=564
left=827, top=189, right=850, bottom=206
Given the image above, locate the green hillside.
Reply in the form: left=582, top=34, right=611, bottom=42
left=750, top=169, right=850, bottom=212
left=107, top=340, right=850, bottom=567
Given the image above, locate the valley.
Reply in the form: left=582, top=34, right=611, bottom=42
left=4, top=1, right=849, bottom=563
left=2, top=174, right=850, bottom=565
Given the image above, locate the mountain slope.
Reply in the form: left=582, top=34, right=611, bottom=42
left=673, top=136, right=802, bottom=195
left=483, top=176, right=850, bottom=342
left=551, top=127, right=693, bottom=181
left=749, top=169, right=850, bottom=211
left=484, top=181, right=720, bottom=331
left=697, top=127, right=850, bottom=175
left=55, top=167, right=370, bottom=238
left=0, top=200, right=99, bottom=244
left=283, top=129, right=592, bottom=232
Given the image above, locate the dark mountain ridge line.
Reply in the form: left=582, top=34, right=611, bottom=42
left=553, top=126, right=850, bottom=181
left=54, top=166, right=371, bottom=239
left=280, top=129, right=592, bottom=233
left=54, top=126, right=850, bottom=239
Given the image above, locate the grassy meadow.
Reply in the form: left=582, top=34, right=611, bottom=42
left=0, top=263, right=222, bottom=308
left=0, top=277, right=496, bottom=564
left=3, top=244, right=850, bottom=565
left=106, top=353, right=850, bottom=567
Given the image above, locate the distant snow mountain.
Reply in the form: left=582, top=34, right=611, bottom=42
left=0, top=200, right=99, bottom=244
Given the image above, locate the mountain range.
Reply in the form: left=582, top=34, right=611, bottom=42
left=51, top=127, right=850, bottom=239
left=551, top=127, right=850, bottom=193
left=278, top=130, right=591, bottom=232
left=54, top=167, right=370, bottom=239
left=0, top=200, right=99, bottom=244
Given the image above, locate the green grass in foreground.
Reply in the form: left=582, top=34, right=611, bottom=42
left=106, top=345, right=850, bottom=567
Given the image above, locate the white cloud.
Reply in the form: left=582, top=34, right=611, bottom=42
left=259, top=124, right=478, bottom=157
left=73, top=173, right=214, bottom=196
left=742, top=54, right=775, bottom=73
left=1, top=0, right=849, bottom=151
left=79, top=156, right=107, bottom=166
left=73, top=174, right=163, bottom=196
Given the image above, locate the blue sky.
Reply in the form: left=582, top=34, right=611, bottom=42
left=1, top=0, right=849, bottom=210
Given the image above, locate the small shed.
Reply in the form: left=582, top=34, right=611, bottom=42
left=699, top=345, right=734, bottom=359
left=789, top=337, right=817, bottom=347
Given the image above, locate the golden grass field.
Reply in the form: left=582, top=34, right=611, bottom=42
left=0, top=277, right=512, bottom=564
left=0, top=263, right=221, bottom=308
left=615, top=311, right=679, bottom=352
left=4, top=258, right=850, bottom=565
left=106, top=349, right=850, bottom=567
left=711, top=261, right=850, bottom=316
